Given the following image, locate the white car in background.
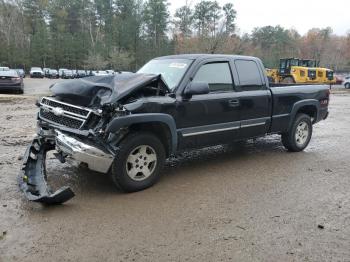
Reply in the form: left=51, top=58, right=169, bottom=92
left=30, top=67, right=44, bottom=78
left=344, top=76, right=350, bottom=89
left=105, top=70, right=115, bottom=75
left=58, top=68, right=68, bottom=78
left=93, top=70, right=109, bottom=76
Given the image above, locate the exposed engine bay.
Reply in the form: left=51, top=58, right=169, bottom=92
left=19, top=73, right=169, bottom=204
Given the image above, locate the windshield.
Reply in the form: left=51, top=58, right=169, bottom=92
left=290, top=59, right=299, bottom=66
left=137, top=59, right=192, bottom=90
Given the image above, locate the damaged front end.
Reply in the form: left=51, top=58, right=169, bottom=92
left=19, top=73, right=167, bottom=204
left=19, top=96, right=118, bottom=204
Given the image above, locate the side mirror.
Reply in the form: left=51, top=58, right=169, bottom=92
left=184, top=81, right=210, bottom=98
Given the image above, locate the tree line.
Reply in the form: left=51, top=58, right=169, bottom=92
left=0, top=0, right=349, bottom=72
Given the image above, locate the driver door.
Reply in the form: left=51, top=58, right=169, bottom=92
left=176, top=59, right=241, bottom=149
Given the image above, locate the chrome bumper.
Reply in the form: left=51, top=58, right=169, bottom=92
left=55, top=130, right=114, bottom=173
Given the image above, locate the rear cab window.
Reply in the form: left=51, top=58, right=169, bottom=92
left=234, top=60, right=265, bottom=91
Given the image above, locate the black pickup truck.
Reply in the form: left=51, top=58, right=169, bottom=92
left=19, top=54, right=330, bottom=204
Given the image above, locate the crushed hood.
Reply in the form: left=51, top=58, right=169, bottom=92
left=50, top=73, right=168, bottom=108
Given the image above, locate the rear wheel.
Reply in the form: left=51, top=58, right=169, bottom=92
left=110, top=132, right=166, bottom=192
left=345, top=83, right=350, bottom=89
left=281, top=113, right=312, bottom=152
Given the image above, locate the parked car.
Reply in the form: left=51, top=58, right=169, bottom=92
left=58, top=68, right=68, bottom=78
left=0, top=66, right=10, bottom=71
left=106, top=70, right=115, bottom=75
left=19, top=54, right=330, bottom=204
left=93, top=70, right=109, bottom=76
left=334, top=74, right=345, bottom=85
left=14, top=69, right=25, bottom=78
left=47, top=69, right=59, bottom=79
left=61, top=69, right=74, bottom=79
left=76, top=70, right=87, bottom=78
left=43, top=68, right=50, bottom=77
left=0, top=69, right=24, bottom=94
left=72, top=70, right=78, bottom=78
left=344, top=76, right=350, bottom=89
left=30, top=67, right=44, bottom=78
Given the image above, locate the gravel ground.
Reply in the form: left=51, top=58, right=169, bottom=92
left=0, top=79, right=349, bottom=262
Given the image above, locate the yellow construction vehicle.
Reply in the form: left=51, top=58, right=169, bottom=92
left=316, top=68, right=336, bottom=84
left=267, top=58, right=335, bottom=84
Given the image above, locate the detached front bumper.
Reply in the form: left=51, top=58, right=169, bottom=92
left=19, top=136, right=75, bottom=204
left=19, top=128, right=114, bottom=204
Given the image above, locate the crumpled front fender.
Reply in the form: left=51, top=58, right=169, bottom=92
left=18, top=137, right=75, bottom=204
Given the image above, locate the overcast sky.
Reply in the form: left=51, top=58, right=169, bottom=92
left=169, top=0, right=350, bottom=36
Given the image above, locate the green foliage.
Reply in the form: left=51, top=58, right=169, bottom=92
left=192, top=1, right=213, bottom=36
left=251, top=26, right=298, bottom=67
left=222, top=3, right=236, bottom=35
left=0, top=0, right=348, bottom=72
left=143, top=0, right=169, bottom=55
left=0, top=0, right=168, bottom=70
left=174, top=6, right=193, bottom=37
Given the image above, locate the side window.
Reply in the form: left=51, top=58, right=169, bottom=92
left=235, top=60, right=264, bottom=91
left=192, top=62, right=234, bottom=92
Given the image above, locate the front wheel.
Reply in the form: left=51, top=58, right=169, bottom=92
left=281, top=113, right=313, bottom=152
left=110, top=132, right=166, bottom=192
left=345, top=83, right=350, bottom=89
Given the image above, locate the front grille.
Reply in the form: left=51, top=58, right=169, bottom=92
left=41, top=97, right=89, bottom=117
left=40, top=109, right=83, bottom=129
left=39, top=97, right=99, bottom=130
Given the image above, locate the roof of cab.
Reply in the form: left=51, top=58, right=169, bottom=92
left=155, top=54, right=260, bottom=61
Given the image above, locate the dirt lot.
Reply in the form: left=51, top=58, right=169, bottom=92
left=0, top=79, right=350, bottom=262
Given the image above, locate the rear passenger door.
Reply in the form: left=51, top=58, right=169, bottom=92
left=233, top=59, right=272, bottom=139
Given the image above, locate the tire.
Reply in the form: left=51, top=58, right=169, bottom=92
left=110, top=132, right=166, bottom=192
left=281, top=77, right=295, bottom=84
left=281, top=113, right=313, bottom=152
left=345, top=83, right=350, bottom=89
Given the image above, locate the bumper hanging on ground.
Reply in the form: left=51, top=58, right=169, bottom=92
left=18, top=137, right=75, bottom=204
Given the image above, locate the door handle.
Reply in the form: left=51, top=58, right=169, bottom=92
left=228, top=99, right=240, bottom=107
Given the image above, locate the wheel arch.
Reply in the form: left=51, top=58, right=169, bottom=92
left=106, top=113, right=177, bottom=156
left=289, top=100, right=320, bottom=130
